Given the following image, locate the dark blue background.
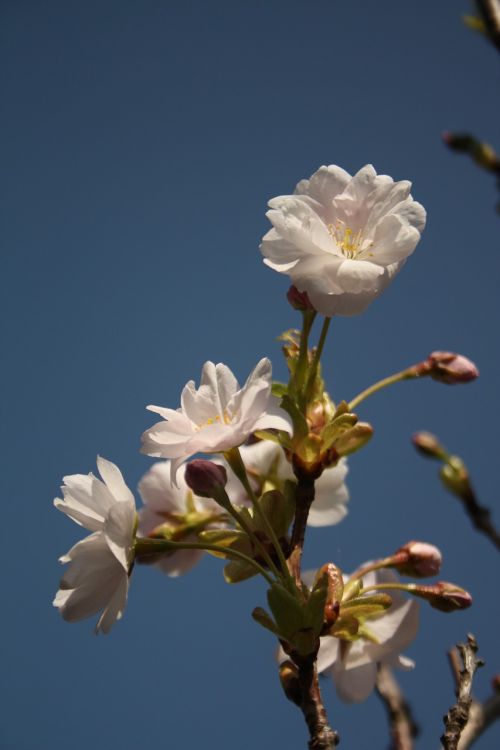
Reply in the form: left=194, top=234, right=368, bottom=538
left=2, top=1, right=499, bottom=748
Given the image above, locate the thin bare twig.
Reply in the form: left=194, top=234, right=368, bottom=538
left=457, top=688, right=500, bottom=749
left=441, top=635, right=484, bottom=750
left=376, top=664, right=419, bottom=750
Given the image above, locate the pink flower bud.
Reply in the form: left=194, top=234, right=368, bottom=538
left=393, top=540, right=442, bottom=578
left=412, top=581, right=472, bottom=612
left=184, top=460, right=227, bottom=498
left=427, top=351, right=479, bottom=385
left=412, top=431, right=445, bottom=460
left=286, top=285, right=314, bottom=312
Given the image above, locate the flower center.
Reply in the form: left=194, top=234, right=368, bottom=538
left=197, top=412, right=232, bottom=430
left=327, top=220, right=372, bottom=259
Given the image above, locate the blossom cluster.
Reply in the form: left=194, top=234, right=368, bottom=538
left=53, top=163, right=476, bottom=714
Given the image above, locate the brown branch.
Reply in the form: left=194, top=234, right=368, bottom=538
left=289, top=472, right=316, bottom=586
left=441, top=635, right=484, bottom=750
left=376, top=664, right=419, bottom=750
left=291, top=653, right=339, bottom=749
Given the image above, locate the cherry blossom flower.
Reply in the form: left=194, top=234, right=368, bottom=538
left=141, top=358, right=290, bottom=482
left=138, top=460, right=222, bottom=577
left=224, top=440, right=349, bottom=527
left=261, top=164, right=426, bottom=316
left=316, top=569, right=419, bottom=702
left=53, top=457, right=136, bottom=634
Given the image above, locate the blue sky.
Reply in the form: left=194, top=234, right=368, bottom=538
left=2, top=1, right=500, bottom=748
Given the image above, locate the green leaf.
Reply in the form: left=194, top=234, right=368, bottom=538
left=305, top=575, right=328, bottom=636
left=252, top=607, right=280, bottom=636
left=267, top=584, right=305, bottom=641
left=223, top=560, right=259, bottom=583
left=258, top=489, right=295, bottom=538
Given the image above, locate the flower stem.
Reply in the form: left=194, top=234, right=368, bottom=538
left=294, top=310, right=317, bottom=399
left=348, top=369, right=416, bottom=411
left=224, top=447, right=294, bottom=588
left=135, top=537, right=275, bottom=585
left=304, top=316, right=331, bottom=400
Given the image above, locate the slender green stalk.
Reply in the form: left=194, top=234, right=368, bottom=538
left=359, top=582, right=414, bottom=596
left=305, top=316, right=331, bottom=399
left=217, top=480, right=283, bottom=581
left=224, top=447, right=294, bottom=588
left=348, top=369, right=415, bottom=411
left=293, top=310, right=316, bottom=399
left=135, top=537, right=274, bottom=585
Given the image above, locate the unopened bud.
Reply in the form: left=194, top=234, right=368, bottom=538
left=279, top=660, right=301, bottom=705
left=412, top=431, right=446, bottom=460
left=334, top=422, right=373, bottom=457
left=287, top=285, right=314, bottom=312
left=392, top=540, right=442, bottom=578
left=184, top=459, right=227, bottom=498
left=440, top=458, right=471, bottom=498
left=427, top=351, right=479, bottom=385
left=411, top=581, right=472, bottom=612
left=314, top=563, right=344, bottom=626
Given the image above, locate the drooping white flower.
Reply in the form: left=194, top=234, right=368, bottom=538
left=224, top=440, right=349, bottom=527
left=316, top=569, right=419, bottom=702
left=138, top=460, right=222, bottom=577
left=261, top=164, right=426, bottom=316
left=53, top=457, right=136, bottom=634
left=141, top=358, right=291, bottom=482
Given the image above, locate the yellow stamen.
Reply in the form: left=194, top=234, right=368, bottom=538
left=327, top=220, right=373, bottom=259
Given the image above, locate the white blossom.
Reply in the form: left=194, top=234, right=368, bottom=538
left=53, top=457, right=136, bottom=634
left=261, top=164, right=426, bottom=316
left=224, top=440, right=349, bottom=527
left=316, top=569, right=419, bottom=702
left=141, top=358, right=290, bottom=482
left=138, top=460, right=221, bottom=577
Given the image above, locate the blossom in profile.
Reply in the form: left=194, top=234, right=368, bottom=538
left=224, top=440, right=349, bottom=527
left=261, top=164, right=426, bottom=316
left=53, top=457, right=136, bottom=634
left=141, top=358, right=291, bottom=482
left=316, top=569, right=419, bottom=702
left=138, top=460, right=222, bottom=577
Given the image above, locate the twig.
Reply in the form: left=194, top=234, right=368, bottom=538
left=457, top=486, right=500, bottom=551
left=441, top=635, right=484, bottom=750
left=289, top=473, right=316, bottom=586
left=376, top=664, right=419, bottom=750
left=457, top=688, right=500, bottom=749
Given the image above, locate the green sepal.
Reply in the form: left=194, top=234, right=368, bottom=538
left=334, top=423, right=373, bottom=456
left=341, top=593, right=392, bottom=620
left=272, top=382, right=288, bottom=398
left=252, top=607, right=280, bottom=636
left=342, top=578, right=363, bottom=601
left=253, top=429, right=292, bottom=451
left=223, top=559, right=259, bottom=583
left=329, top=615, right=360, bottom=641
left=321, top=413, right=358, bottom=451
left=280, top=395, right=309, bottom=442
left=333, top=400, right=350, bottom=418
left=199, top=529, right=248, bottom=559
